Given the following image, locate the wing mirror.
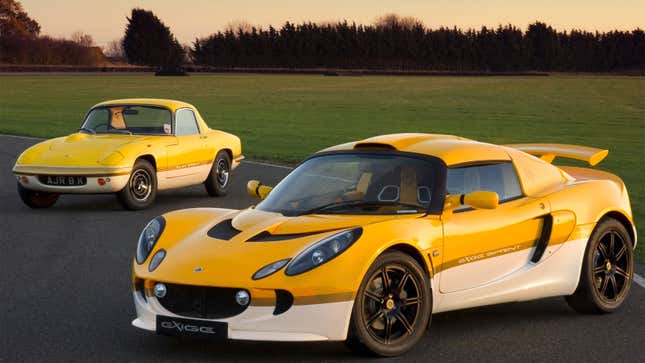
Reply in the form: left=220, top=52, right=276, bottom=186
left=247, top=180, right=273, bottom=200
left=444, top=190, right=499, bottom=211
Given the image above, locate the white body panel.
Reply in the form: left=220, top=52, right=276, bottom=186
left=433, top=237, right=587, bottom=313
left=132, top=292, right=354, bottom=341
left=439, top=246, right=535, bottom=293
left=157, top=164, right=211, bottom=191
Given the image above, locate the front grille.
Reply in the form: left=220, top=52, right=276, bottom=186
left=157, top=283, right=249, bottom=319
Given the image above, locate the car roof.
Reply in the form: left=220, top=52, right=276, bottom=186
left=320, top=133, right=512, bottom=166
left=91, top=98, right=195, bottom=111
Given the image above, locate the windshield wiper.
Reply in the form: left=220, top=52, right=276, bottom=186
left=78, top=127, right=95, bottom=134
left=295, top=200, right=423, bottom=216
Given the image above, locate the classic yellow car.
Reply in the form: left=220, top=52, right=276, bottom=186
left=131, top=133, right=635, bottom=356
left=13, top=99, right=243, bottom=210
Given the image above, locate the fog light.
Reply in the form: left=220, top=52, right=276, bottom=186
left=153, top=283, right=167, bottom=298
left=235, top=290, right=250, bottom=306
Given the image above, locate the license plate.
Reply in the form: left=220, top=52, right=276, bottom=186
left=156, top=315, right=228, bottom=339
left=39, top=175, right=87, bottom=186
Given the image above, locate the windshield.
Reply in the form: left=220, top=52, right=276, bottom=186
left=80, top=105, right=173, bottom=135
left=257, top=152, right=440, bottom=216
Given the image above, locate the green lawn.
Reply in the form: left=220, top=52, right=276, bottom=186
left=1, top=74, right=643, bottom=261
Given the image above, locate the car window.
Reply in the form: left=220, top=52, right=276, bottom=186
left=83, top=108, right=110, bottom=129
left=175, top=109, right=200, bottom=136
left=447, top=163, right=523, bottom=205
left=257, top=153, right=439, bottom=216
left=81, top=106, right=172, bottom=135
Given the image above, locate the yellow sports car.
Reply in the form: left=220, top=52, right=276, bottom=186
left=12, top=99, right=243, bottom=210
left=131, top=133, right=635, bottom=356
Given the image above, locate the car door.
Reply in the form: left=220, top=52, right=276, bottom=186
left=164, top=108, right=211, bottom=184
left=439, top=162, right=551, bottom=293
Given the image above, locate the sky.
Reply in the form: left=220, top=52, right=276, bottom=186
left=21, top=0, right=645, bottom=47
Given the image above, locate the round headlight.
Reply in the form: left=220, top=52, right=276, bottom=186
left=311, top=250, right=325, bottom=265
left=136, top=216, right=166, bottom=264
left=252, top=258, right=291, bottom=280
left=285, top=228, right=362, bottom=276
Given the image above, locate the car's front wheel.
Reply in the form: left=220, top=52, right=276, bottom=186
left=345, top=251, right=432, bottom=357
left=565, top=218, right=634, bottom=314
left=17, top=182, right=59, bottom=208
left=204, top=150, right=231, bottom=196
left=116, top=159, right=157, bottom=210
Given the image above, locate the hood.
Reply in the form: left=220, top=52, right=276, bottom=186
left=140, top=208, right=407, bottom=287
left=19, top=133, right=152, bottom=166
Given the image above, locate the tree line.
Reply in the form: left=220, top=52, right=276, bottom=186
left=2, top=1, right=644, bottom=72
left=192, top=19, right=645, bottom=72
left=0, top=0, right=104, bottom=65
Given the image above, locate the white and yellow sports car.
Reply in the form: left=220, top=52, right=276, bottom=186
left=13, top=99, right=243, bottom=210
left=131, top=133, right=636, bottom=356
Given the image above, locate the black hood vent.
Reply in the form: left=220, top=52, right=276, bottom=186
left=207, top=219, right=241, bottom=240
left=247, top=229, right=339, bottom=242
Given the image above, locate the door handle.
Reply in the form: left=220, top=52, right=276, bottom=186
left=200, top=135, right=208, bottom=139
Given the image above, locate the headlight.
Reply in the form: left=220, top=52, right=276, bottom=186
left=252, top=258, right=290, bottom=280
left=148, top=249, right=166, bottom=272
left=285, top=228, right=362, bottom=276
left=136, top=216, right=165, bottom=264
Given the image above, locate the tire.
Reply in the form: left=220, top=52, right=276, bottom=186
left=17, top=182, right=59, bottom=208
left=345, top=251, right=432, bottom=357
left=204, top=151, right=231, bottom=197
left=565, top=218, right=634, bottom=314
left=116, top=159, right=157, bottom=210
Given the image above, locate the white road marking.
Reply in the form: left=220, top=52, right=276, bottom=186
left=242, top=160, right=293, bottom=170
left=634, top=273, right=645, bottom=289
left=0, top=133, right=44, bottom=140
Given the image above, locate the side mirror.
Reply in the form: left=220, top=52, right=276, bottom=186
left=247, top=180, right=273, bottom=200
left=444, top=190, right=499, bottom=211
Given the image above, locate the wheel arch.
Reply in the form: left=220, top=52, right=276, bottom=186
left=219, top=148, right=233, bottom=161
left=382, top=243, right=433, bottom=281
left=598, top=210, right=636, bottom=249
left=135, top=154, right=157, bottom=170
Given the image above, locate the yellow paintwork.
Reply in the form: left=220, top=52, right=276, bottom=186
left=444, top=190, right=499, bottom=211
left=505, top=143, right=609, bottom=166
left=246, top=180, right=273, bottom=200
left=13, top=99, right=242, bottom=187
left=133, top=133, right=635, bottom=306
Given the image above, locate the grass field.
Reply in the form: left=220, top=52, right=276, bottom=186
left=0, top=74, right=643, bottom=261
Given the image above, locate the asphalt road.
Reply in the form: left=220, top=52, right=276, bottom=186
left=1, top=135, right=644, bottom=362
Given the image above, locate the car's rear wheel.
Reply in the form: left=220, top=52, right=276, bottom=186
left=565, top=218, right=633, bottom=314
left=345, top=251, right=431, bottom=357
left=17, top=182, right=59, bottom=208
left=116, top=159, right=157, bottom=210
left=204, top=150, right=231, bottom=197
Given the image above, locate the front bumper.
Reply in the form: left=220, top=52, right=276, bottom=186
left=132, top=281, right=354, bottom=342
left=13, top=165, right=131, bottom=193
